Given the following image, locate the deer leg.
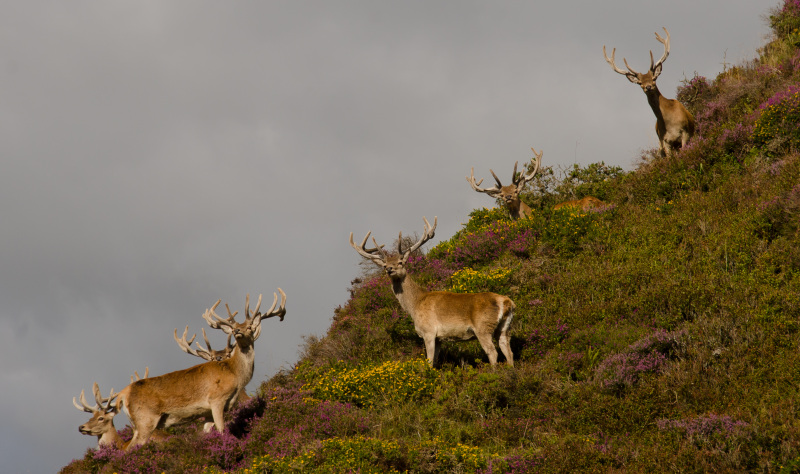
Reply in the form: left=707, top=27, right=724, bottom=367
left=680, top=131, right=691, bottom=149
left=423, top=335, right=438, bottom=366
left=475, top=332, right=499, bottom=366
left=497, top=310, right=514, bottom=367
left=126, top=419, right=156, bottom=450
left=210, top=403, right=226, bottom=433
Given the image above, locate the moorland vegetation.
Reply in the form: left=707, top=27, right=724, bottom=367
left=63, top=2, right=800, bottom=472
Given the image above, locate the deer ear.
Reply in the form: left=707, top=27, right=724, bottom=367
left=652, top=62, right=663, bottom=79
left=625, top=73, right=640, bottom=85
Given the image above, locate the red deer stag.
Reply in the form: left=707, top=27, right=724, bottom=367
left=350, top=217, right=514, bottom=367
left=603, top=28, right=695, bottom=157
left=174, top=323, right=249, bottom=432
left=467, top=147, right=542, bottom=220
left=115, top=290, right=286, bottom=449
left=73, top=381, right=168, bottom=449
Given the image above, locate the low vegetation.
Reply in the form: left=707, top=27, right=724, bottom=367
left=63, top=2, right=800, bottom=472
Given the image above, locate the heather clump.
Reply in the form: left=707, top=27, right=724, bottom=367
left=430, top=216, right=538, bottom=267
left=770, top=0, right=800, bottom=39
left=242, top=387, right=370, bottom=459
left=594, top=351, right=667, bottom=394
left=520, top=320, right=569, bottom=360
left=753, top=84, right=800, bottom=154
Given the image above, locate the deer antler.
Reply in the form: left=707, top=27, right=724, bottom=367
left=513, top=147, right=543, bottom=190
left=92, top=382, right=117, bottom=412
left=174, top=326, right=219, bottom=360
left=350, top=231, right=389, bottom=265
left=257, top=288, right=287, bottom=322
left=131, top=367, right=149, bottom=383
left=73, top=389, right=98, bottom=413
left=603, top=45, right=641, bottom=83
left=74, top=383, right=116, bottom=414
left=399, top=216, right=437, bottom=260
left=651, top=27, right=670, bottom=79
left=467, top=167, right=502, bottom=195
left=604, top=28, right=670, bottom=82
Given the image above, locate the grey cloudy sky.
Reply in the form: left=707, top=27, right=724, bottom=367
left=0, top=1, right=770, bottom=472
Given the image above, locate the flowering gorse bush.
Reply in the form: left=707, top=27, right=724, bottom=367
left=302, top=358, right=439, bottom=408
left=543, top=208, right=604, bottom=255
left=236, top=436, right=406, bottom=474
left=449, top=267, right=512, bottom=293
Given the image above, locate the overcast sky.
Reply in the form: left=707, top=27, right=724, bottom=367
left=0, top=1, right=771, bottom=472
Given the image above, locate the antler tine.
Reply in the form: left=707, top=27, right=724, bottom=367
left=511, top=161, right=520, bottom=184
left=201, top=327, right=214, bottom=351
left=131, top=367, right=149, bottom=383
left=621, top=57, right=641, bottom=76
left=73, top=389, right=96, bottom=413
left=246, top=293, right=263, bottom=321
left=402, top=216, right=437, bottom=259
left=259, top=288, right=287, bottom=321
left=652, top=27, right=670, bottom=77
left=489, top=169, right=504, bottom=188
left=466, top=167, right=500, bottom=194
left=371, top=236, right=388, bottom=259
left=224, top=303, right=239, bottom=320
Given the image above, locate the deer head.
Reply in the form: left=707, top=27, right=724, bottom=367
left=350, top=216, right=437, bottom=282
left=73, top=383, right=121, bottom=448
left=603, top=27, right=670, bottom=96
left=467, top=147, right=542, bottom=219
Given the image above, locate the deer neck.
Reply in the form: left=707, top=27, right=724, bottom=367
left=509, top=199, right=530, bottom=219
left=390, top=273, right=426, bottom=320
left=646, top=87, right=666, bottom=123
left=506, top=200, right=522, bottom=219
left=98, top=424, right=122, bottom=449
left=227, top=340, right=256, bottom=388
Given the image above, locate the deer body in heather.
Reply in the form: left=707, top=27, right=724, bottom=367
left=604, top=28, right=695, bottom=156
left=350, top=217, right=514, bottom=367
left=467, top=147, right=543, bottom=220
left=553, top=196, right=606, bottom=211
left=116, top=291, right=286, bottom=449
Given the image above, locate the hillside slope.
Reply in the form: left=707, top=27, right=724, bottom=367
left=63, top=3, right=800, bottom=473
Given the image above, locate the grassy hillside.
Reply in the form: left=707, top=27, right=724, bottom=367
left=63, top=3, right=800, bottom=473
